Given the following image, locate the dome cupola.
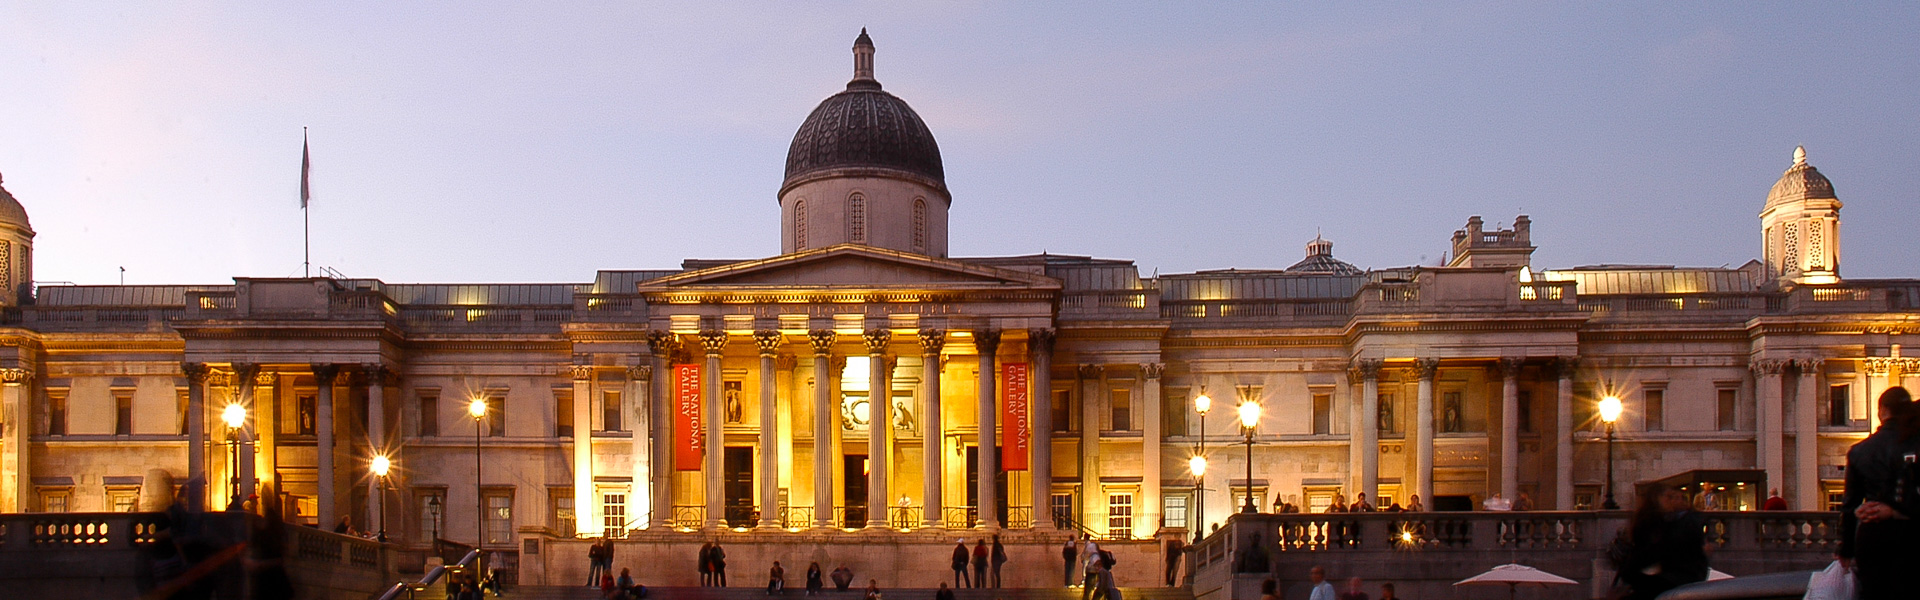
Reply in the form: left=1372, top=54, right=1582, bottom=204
left=1760, top=146, right=1843, bottom=285
left=0, top=171, right=35, bottom=306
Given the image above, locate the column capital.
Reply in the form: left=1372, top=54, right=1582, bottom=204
left=645, top=329, right=679, bottom=356
left=1352, top=358, right=1384, bottom=380
left=569, top=364, right=595, bottom=381
left=1551, top=356, right=1580, bottom=380
left=628, top=364, right=653, bottom=382
left=254, top=371, right=279, bottom=386
left=1028, top=328, right=1057, bottom=353
left=918, top=329, right=946, bottom=355
left=311, top=363, right=341, bottom=385
left=863, top=328, right=892, bottom=355
left=0, top=367, right=31, bottom=385
left=1142, top=362, right=1165, bottom=380
left=1496, top=357, right=1525, bottom=378
left=1078, top=364, right=1103, bottom=379
left=1791, top=357, right=1826, bottom=373
left=1862, top=358, right=1891, bottom=375
left=808, top=329, right=837, bottom=356
left=698, top=330, right=729, bottom=356
left=182, top=362, right=211, bottom=383
left=775, top=354, right=799, bottom=371
left=753, top=330, right=783, bottom=357
left=231, top=362, right=261, bottom=385
left=972, top=329, right=1002, bottom=355
left=1412, top=358, right=1441, bottom=380
left=1750, top=358, right=1790, bottom=376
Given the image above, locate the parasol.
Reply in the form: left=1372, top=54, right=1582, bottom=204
left=1454, top=563, right=1579, bottom=600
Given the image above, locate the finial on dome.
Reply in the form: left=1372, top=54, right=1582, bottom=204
left=851, top=28, right=877, bottom=85
left=1793, top=145, right=1806, bottom=165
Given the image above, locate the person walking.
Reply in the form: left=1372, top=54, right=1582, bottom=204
left=990, top=535, right=1008, bottom=588
left=1080, top=535, right=1103, bottom=600
left=767, top=561, right=786, bottom=595
left=1840, top=387, right=1920, bottom=599
left=950, top=540, right=971, bottom=588
left=1307, top=566, right=1336, bottom=600
left=1611, top=483, right=1710, bottom=600
left=805, top=562, right=824, bottom=596
left=698, top=542, right=713, bottom=587
left=970, top=539, right=989, bottom=589
left=1061, top=537, right=1079, bottom=587
left=711, top=541, right=729, bottom=587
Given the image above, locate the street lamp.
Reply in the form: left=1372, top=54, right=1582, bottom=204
left=1193, top=390, right=1211, bottom=537
left=1599, top=396, right=1623, bottom=510
left=1238, top=399, right=1262, bottom=514
left=427, top=495, right=443, bottom=555
left=371, top=455, right=391, bottom=542
left=470, top=398, right=488, bottom=550
left=221, top=403, right=246, bottom=509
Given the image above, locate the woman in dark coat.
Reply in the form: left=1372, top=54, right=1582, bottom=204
left=1839, top=387, right=1920, bottom=599
left=1613, top=482, right=1708, bottom=600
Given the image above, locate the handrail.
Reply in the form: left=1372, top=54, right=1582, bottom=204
left=377, top=549, right=480, bottom=600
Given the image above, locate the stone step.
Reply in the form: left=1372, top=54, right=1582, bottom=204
left=501, top=585, right=1193, bottom=600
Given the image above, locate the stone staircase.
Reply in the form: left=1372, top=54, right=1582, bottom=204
left=501, top=585, right=1194, bottom=600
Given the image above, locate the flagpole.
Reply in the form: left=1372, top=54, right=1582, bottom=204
left=302, top=127, right=311, bottom=278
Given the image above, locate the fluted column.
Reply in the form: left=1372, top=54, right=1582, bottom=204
left=253, top=371, right=280, bottom=502
left=1141, top=362, right=1163, bottom=537
left=1028, top=329, right=1055, bottom=529
left=809, top=330, right=837, bottom=528
left=1753, top=358, right=1788, bottom=500
left=1354, top=359, right=1382, bottom=504
left=646, top=331, right=676, bottom=529
left=229, top=363, right=259, bottom=511
left=626, top=361, right=650, bottom=531
left=1554, top=358, right=1577, bottom=510
left=699, top=330, right=728, bottom=528
left=182, top=363, right=209, bottom=508
left=1793, top=358, right=1822, bottom=510
left=755, top=330, right=783, bottom=528
left=312, top=364, right=340, bottom=525
left=1079, top=364, right=1103, bottom=528
left=570, top=364, right=597, bottom=536
left=363, top=366, right=388, bottom=535
left=1497, top=358, right=1523, bottom=503
left=920, top=329, right=947, bottom=528
left=864, top=329, right=892, bottom=528
left=1861, top=361, right=1884, bottom=431
left=975, top=329, right=1002, bottom=529
left=2, top=367, right=35, bottom=513
left=1413, top=359, right=1439, bottom=505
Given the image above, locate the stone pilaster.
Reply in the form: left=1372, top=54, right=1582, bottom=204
left=626, top=361, right=651, bottom=533
left=1497, top=357, right=1524, bottom=503
left=361, top=366, right=389, bottom=535
left=311, top=363, right=340, bottom=526
left=2, top=367, right=34, bottom=513
left=1078, top=363, right=1102, bottom=529
left=1412, top=358, right=1439, bottom=505
left=1792, top=358, right=1823, bottom=510
left=1141, top=362, right=1163, bottom=537
left=755, top=330, right=782, bottom=528
left=1353, top=359, right=1383, bottom=505
left=1752, top=358, right=1789, bottom=501
left=229, top=363, right=259, bottom=511
left=570, top=363, right=597, bottom=536
left=182, top=363, right=209, bottom=508
left=920, top=329, right=947, bottom=528
left=1553, top=357, right=1577, bottom=510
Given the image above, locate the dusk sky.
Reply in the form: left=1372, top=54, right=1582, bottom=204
left=2, top=3, right=1915, bottom=285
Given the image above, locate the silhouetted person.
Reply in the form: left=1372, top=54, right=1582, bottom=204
left=950, top=540, right=970, bottom=588
left=698, top=542, right=714, bottom=586
left=934, top=582, right=956, bottom=600
left=1061, top=537, right=1078, bottom=587
left=1164, top=536, right=1186, bottom=586
left=1339, top=576, right=1369, bottom=600
left=990, top=535, right=1008, bottom=588
left=970, top=539, right=988, bottom=589
left=1613, top=483, right=1709, bottom=600
left=710, top=541, right=728, bottom=587
left=767, top=561, right=785, bottom=595
left=1840, top=387, right=1920, bottom=599
left=805, top=562, right=824, bottom=596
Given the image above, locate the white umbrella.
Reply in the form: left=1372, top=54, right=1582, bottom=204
left=1708, top=568, right=1734, bottom=581
left=1454, top=563, right=1580, bottom=600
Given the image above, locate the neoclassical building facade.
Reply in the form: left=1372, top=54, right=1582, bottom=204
left=1, top=33, right=1917, bottom=565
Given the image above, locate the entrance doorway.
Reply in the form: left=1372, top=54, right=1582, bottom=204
left=842, top=455, right=869, bottom=527
left=965, top=446, right=1008, bottom=527
left=723, top=447, right=754, bottom=527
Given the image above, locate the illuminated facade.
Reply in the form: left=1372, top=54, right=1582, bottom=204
left=1, top=33, right=1917, bottom=567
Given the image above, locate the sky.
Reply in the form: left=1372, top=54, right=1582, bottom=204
left=1, top=2, right=1916, bottom=285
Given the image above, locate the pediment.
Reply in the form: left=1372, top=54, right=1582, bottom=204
left=639, top=245, right=1059, bottom=291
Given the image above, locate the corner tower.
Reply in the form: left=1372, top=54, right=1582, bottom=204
left=1761, top=146, right=1841, bottom=285
left=0, top=173, right=33, bottom=306
left=780, top=30, right=950, bottom=257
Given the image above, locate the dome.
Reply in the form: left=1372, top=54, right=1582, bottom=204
left=1764, top=146, right=1836, bottom=212
left=1286, top=235, right=1361, bottom=275
left=782, top=32, right=945, bottom=195
left=0, top=172, right=29, bottom=230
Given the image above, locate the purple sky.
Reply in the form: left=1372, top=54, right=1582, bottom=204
left=2, top=3, right=1916, bottom=285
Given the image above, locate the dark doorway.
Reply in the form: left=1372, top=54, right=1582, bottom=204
left=965, top=446, right=1008, bottom=527
left=724, top=447, right=754, bottom=526
left=843, top=454, right=869, bottom=527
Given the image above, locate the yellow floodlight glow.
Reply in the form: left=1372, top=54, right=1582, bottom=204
left=221, top=403, right=246, bottom=429
left=1194, top=392, right=1212, bottom=415
left=469, top=398, right=488, bottom=418
left=370, top=455, right=391, bottom=477
left=1238, top=400, right=1261, bottom=429
left=1599, top=396, right=1623, bottom=424
left=1189, top=455, right=1208, bottom=477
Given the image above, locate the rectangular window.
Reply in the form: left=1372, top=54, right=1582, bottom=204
left=178, top=389, right=190, bottom=435
left=1644, top=389, right=1664, bottom=432
left=115, top=391, right=134, bottom=435
left=487, top=393, right=506, bottom=437
left=1311, top=393, right=1331, bottom=435
left=1574, top=485, right=1600, bottom=511
left=39, top=489, right=70, bottom=513
left=416, top=490, right=447, bottom=544
left=1163, top=386, right=1189, bottom=435
left=1517, top=391, right=1533, bottom=434
left=554, top=388, right=573, bottom=437
left=418, top=393, right=439, bottom=437
left=108, top=488, right=138, bottom=513
left=602, top=390, right=623, bottom=432
left=1051, top=493, right=1075, bottom=525
left=48, top=391, right=67, bottom=436
left=1829, top=384, right=1851, bottom=426
left=1717, top=389, right=1738, bottom=431
left=1106, top=493, right=1134, bottom=538
left=483, top=489, right=513, bottom=545
left=1110, top=389, right=1132, bottom=431
left=549, top=488, right=576, bottom=538
left=1052, top=390, right=1072, bottom=433
left=602, top=491, right=627, bottom=538
left=1163, top=494, right=1189, bottom=529
left=296, top=394, right=317, bottom=436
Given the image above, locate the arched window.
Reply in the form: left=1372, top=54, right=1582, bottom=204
left=849, top=193, right=867, bottom=243
left=912, top=198, right=927, bottom=251
left=793, top=200, right=808, bottom=250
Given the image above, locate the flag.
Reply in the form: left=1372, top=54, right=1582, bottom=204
left=299, top=129, right=311, bottom=208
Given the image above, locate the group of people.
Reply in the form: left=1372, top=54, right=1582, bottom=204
left=770, top=561, right=855, bottom=595
left=947, top=536, right=1009, bottom=588
left=1271, top=492, right=1427, bottom=514
left=585, top=538, right=647, bottom=598
left=1056, top=534, right=1123, bottom=600
left=1275, top=567, right=1398, bottom=600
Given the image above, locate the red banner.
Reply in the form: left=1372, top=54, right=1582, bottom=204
left=1001, top=362, right=1030, bottom=471
left=675, top=364, right=704, bottom=471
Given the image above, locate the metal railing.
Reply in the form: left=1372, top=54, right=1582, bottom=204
left=377, top=548, right=479, bottom=600
left=669, top=505, right=706, bottom=529
left=782, top=507, right=814, bottom=529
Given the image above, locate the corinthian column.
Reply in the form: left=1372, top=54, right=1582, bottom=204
left=865, top=328, right=892, bottom=528
left=699, top=330, right=728, bottom=528
left=920, top=329, right=947, bottom=528
left=975, top=329, right=1002, bottom=529
left=2, top=367, right=35, bottom=513
left=182, top=363, right=209, bottom=508
left=645, top=331, right=676, bottom=530
left=1141, top=362, right=1164, bottom=538
left=755, top=330, right=783, bottom=529
left=1413, top=359, right=1439, bottom=505
left=311, top=364, right=339, bottom=525
left=1029, top=329, right=1055, bottom=529
left=570, top=364, right=596, bottom=536
left=809, top=330, right=837, bottom=528
left=1753, top=358, right=1788, bottom=501
left=1793, top=358, right=1822, bottom=510
left=1553, top=357, right=1577, bottom=510
left=1497, top=358, right=1523, bottom=503
left=1354, top=359, right=1382, bottom=504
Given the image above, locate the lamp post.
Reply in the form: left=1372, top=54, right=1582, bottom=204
left=221, top=403, right=246, bottom=509
left=1599, top=396, right=1622, bottom=510
left=470, top=398, right=488, bottom=549
left=1193, top=390, right=1211, bottom=537
left=371, top=455, right=391, bottom=542
left=428, top=495, right=442, bottom=555
left=1238, top=399, right=1262, bottom=514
